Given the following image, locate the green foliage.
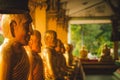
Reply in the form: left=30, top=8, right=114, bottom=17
left=70, top=23, right=113, bottom=57
left=0, top=34, right=4, bottom=45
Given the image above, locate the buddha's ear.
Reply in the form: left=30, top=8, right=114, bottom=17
left=10, top=20, right=17, bottom=37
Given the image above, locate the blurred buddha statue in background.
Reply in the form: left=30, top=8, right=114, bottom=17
left=41, top=30, right=58, bottom=80
left=79, top=45, right=88, bottom=60
left=99, top=44, right=114, bottom=62
left=64, top=43, right=75, bottom=68
left=25, top=30, right=44, bottom=80
left=55, top=39, right=73, bottom=80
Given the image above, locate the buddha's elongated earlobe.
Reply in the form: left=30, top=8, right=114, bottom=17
left=10, top=20, right=16, bottom=37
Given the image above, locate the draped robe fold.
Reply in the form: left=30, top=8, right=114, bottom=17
left=0, top=40, right=30, bottom=80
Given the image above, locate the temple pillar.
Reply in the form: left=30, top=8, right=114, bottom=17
left=29, top=0, right=69, bottom=44
left=29, top=0, right=47, bottom=46
left=114, top=41, right=119, bottom=60
left=57, top=16, right=68, bottom=43
left=57, top=7, right=69, bottom=43
left=111, top=15, right=120, bottom=60
left=46, top=0, right=60, bottom=31
left=47, top=12, right=57, bottom=31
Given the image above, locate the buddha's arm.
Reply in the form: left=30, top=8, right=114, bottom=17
left=42, top=48, right=56, bottom=79
left=46, top=51, right=55, bottom=77
left=0, top=50, right=12, bottom=80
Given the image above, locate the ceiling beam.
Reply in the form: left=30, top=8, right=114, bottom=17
left=70, top=0, right=105, bottom=15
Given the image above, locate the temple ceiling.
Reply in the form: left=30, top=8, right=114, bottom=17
left=60, top=0, right=119, bottom=18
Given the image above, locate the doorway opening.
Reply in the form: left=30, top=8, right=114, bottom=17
left=68, top=19, right=113, bottom=59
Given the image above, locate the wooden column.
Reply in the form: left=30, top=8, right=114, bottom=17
left=29, top=0, right=47, bottom=46
left=111, top=15, right=120, bottom=60
left=46, top=0, right=59, bottom=31
left=57, top=16, right=69, bottom=43
left=114, top=41, right=119, bottom=60
left=47, top=11, right=58, bottom=31
left=57, top=7, right=69, bottom=43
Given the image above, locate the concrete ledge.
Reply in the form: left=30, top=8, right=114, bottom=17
left=81, top=60, right=119, bottom=75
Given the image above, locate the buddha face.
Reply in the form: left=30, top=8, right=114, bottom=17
left=44, top=30, right=57, bottom=48
left=29, top=31, right=42, bottom=53
left=13, top=14, right=33, bottom=45
left=1, top=13, right=33, bottom=45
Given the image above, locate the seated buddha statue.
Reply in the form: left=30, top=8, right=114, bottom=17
left=99, top=44, right=114, bottom=62
left=79, top=46, right=88, bottom=60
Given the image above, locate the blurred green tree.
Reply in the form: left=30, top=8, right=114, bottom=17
left=70, top=23, right=113, bottom=57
